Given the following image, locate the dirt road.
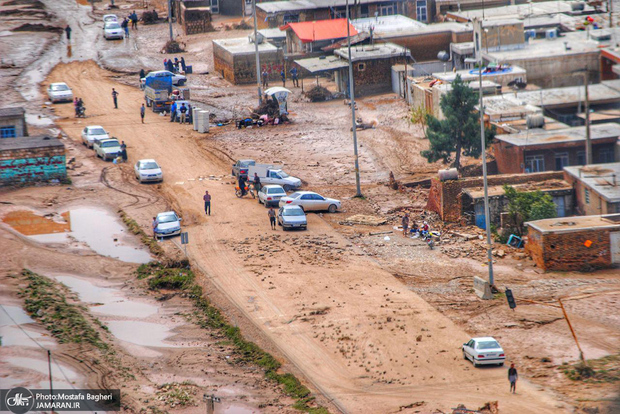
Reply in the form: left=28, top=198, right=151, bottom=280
left=46, top=60, right=570, bottom=413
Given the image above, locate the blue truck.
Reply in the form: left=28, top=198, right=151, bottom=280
left=144, top=71, right=173, bottom=113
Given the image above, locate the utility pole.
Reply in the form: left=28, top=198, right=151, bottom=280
left=168, top=0, right=173, bottom=41
left=48, top=350, right=54, bottom=414
left=346, top=0, right=362, bottom=197
left=609, top=0, right=613, bottom=28
left=253, top=0, right=262, bottom=105
left=584, top=69, right=592, bottom=165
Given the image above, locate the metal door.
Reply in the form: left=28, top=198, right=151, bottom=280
left=475, top=203, right=486, bottom=229
left=554, top=196, right=566, bottom=217
left=211, top=0, right=219, bottom=14
left=611, top=232, right=620, bottom=264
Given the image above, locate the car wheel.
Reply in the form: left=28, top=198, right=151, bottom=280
left=498, top=362, right=504, bottom=367
left=283, top=185, right=292, bottom=192
left=473, top=360, right=479, bottom=368
left=463, top=351, right=468, bottom=360
left=328, top=204, right=337, bottom=213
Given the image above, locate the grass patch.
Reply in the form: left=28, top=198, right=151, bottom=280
left=138, top=263, right=328, bottom=413
left=18, top=269, right=108, bottom=350
left=562, top=355, right=620, bottom=383
left=119, top=209, right=164, bottom=257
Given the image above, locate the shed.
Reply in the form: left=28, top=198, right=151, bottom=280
left=0, top=107, right=28, bottom=138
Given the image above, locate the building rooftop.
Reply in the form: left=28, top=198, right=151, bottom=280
left=213, top=37, right=278, bottom=55
left=494, top=123, right=620, bottom=147
left=493, top=116, right=570, bottom=133
left=447, top=1, right=599, bottom=22
left=294, top=55, right=348, bottom=73
left=433, top=65, right=526, bottom=84
left=352, top=15, right=426, bottom=36
left=258, top=0, right=391, bottom=13
left=0, top=107, right=25, bottom=118
left=0, top=135, right=64, bottom=151
left=526, top=214, right=620, bottom=234
left=563, top=163, right=620, bottom=203
left=281, top=18, right=357, bottom=43
left=335, top=42, right=410, bottom=62
left=258, top=27, right=286, bottom=40
left=465, top=179, right=572, bottom=199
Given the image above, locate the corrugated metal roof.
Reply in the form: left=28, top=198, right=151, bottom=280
left=281, top=18, right=357, bottom=43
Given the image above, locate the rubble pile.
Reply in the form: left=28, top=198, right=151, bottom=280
left=304, top=85, right=332, bottom=102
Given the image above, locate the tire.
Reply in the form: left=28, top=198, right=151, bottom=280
left=328, top=204, right=337, bottom=213
left=235, top=189, right=242, bottom=198
left=473, top=360, right=479, bottom=368
left=498, top=363, right=504, bottom=367
left=283, top=185, right=292, bottom=192
left=177, top=79, right=185, bottom=86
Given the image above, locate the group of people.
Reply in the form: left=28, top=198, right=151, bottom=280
left=73, top=97, right=84, bottom=117
left=163, top=57, right=187, bottom=74
left=121, top=11, right=139, bottom=38
left=170, top=101, right=192, bottom=124
left=261, top=67, right=299, bottom=88
left=113, top=141, right=128, bottom=164
left=400, top=213, right=431, bottom=238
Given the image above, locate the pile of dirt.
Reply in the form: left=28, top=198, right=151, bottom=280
left=141, top=10, right=159, bottom=25
left=340, top=214, right=386, bottom=226
left=225, top=19, right=252, bottom=30
left=163, top=40, right=185, bottom=54
left=304, top=85, right=332, bottom=102
left=12, top=23, right=62, bottom=33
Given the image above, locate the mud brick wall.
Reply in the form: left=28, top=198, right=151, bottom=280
left=526, top=227, right=616, bottom=271
left=353, top=57, right=401, bottom=96
left=0, top=145, right=66, bottom=186
left=214, top=43, right=282, bottom=84
left=0, top=115, right=27, bottom=137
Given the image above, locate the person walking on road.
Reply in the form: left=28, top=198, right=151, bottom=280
left=280, top=69, right=285, bottom=87
left=180, top=57, right=187, bottom=73
left=121, top=17, right=129, bottom=38
left=170, top=101, right=177, bottom=122
left=290, top=67, right=299, bottom=87
left=268, top=207, right=276, bottom=230
left=179, top=103, right=188, bottom=124
left=402, top=213, right=409, bottom=237
left=65, top=25, right=72, bottom=41
left=130, top=11, right=138, bottom=30
left=111, top=88, right=119, bottom=109
left=253, top=172, right=261, bottom=194
left=120, top=141, right=127, bottom=163
left=152, top=217, right=158, bottom=238
left=262, top=69, right=269, bottom=88
left=140, top=103, right=145, bottom=123
left=203, top=190, right=211, bottom=216
left=508, top=363, right=518, bottom=394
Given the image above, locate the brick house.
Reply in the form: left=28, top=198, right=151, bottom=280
left=525, top=214, right=620, bottom=271
left=0, top=107, right=28, bottom=138
left=213, top=37, right=282, bottom=84
left=563, top=163, right=620, bottom=215
left=175, top=0, right=213, bottom=34
left=0, top=135, right=66, bottom=186
left=493, top=123, right=620, bottom=175
left=282, top=18, right=357, bottom=54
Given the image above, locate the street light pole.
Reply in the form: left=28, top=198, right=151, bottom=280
left=168, top=0, right=173, bottom=41
left=253, top=0, right=262, bottom=105
left=584, top=70, right=592, bottom=165
left=346, top=0, right=362, bottom=197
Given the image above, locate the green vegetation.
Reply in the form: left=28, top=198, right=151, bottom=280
left=119, top=209, right=164, bottom=256
left=504, top=185, right=557, bottom=236
left=157, top=382, right=197, bottom=408
left=421, top=75, right=496, bottom=171
left=138, top=262, right=328, bottom=413
left=409, top=105, right=428, bottom=135
left=18, top=269, right=108, bottom=350
left=563, top=355, right=620, bottom=383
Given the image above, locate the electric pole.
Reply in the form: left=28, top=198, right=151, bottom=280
left=346, top=0, right=362, bottom=197
left=253, top=0, right=262, bottom=105
left=168, top=0, right=173, bottom=41
left=584, top=69, right=592, bottom=165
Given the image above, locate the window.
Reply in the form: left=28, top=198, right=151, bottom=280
left=358, top=63, right=366, bottom=71
left=360, top=4, right=369, bottom=17
left=283, top=14, right=299, bottom=24
left=554, top=152, right=569, bottom=170
left=598, top=148, right=615, bottom=163
left=0, top=126, right=16, bottom=138
left=416, top=0, right=427, bottom=22
left=585, top=188, right=590, bottom=204
left=525, top=155, right=545, bottom=173
left=577, top=151, right=586, bottom=165
left=301, top=194, right=313, bottom=200
left=379, top=2, right=397, bottom=16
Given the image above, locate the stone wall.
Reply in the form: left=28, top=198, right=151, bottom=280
left=0, top=141, right=66, bottom=186
left=354, top=56, right=401, bottom=96
left=213, top=43, right=282, bottom=84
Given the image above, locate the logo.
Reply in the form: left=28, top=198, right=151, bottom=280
left=5, top=388, right=34, bottom=414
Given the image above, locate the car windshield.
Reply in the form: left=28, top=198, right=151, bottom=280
left=51, top=84, right=69, bottom=91
left=106, top=22, right=121, bottom=29
left=101, top=141, right=119, bottom=148
left=268, top=188, right=285, bottom=194
left=283, top=208, right=304, bottom=216
left=104, top=16, right=116, bottom=21
left=158, top=214, right=177, bottom=223
left=89, top=128, right=106, bottom=135
left=477, top=341, right=501, bottom=350
left=278, top=171, right=289, bottom=178
left=141, top=162, right=159, bottom=170
left=288, top=192, right=302, bottom=199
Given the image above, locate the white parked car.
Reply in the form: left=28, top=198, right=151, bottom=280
left=277, top=205, right=307, bottom=231
left=81, top=126, right=109, bottom=148
left=134, top=159, right=163, bottom=183
left=258, top=185, right=287, bottom=207
left=93, top=138, right=121, bottom=161
left=279, top=191, right=341, bottom=213
left=103, top=14, right=118, bottom=23
left=462, top=337, right=506, bottom=367
left=141, top=70, right=187, bottom=87
left=154, top=211, right=182, bottom=237
left=47, top=82, right=73, bottom=103
left=103, top=21, right=124, bottom=40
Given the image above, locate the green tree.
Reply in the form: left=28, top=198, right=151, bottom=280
left=421, top=75, right=495, bottom=171
left=409, top=105, right=428, bottom=135
left=504, top=185, right=557, bottom=235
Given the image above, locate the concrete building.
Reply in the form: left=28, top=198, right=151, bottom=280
left=525, top=214, right=620, bottom=271
left=564, top=163, right=620, bottom=215
left=282, top=18, right=357, bottom=54
left=433, top=64, right=526, bottom=88
left=213, top=37, right=282, bottom=84
left=0, top=107, right=28, bottom=138
left=175, top=0, right=212, bottom=34
left=258, top=27, right=287, bottom=48
left=493, top=123, right=620, bottom=175
left=0, top=135, right=66, bottom=186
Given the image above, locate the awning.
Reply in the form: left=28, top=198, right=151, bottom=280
left=294, top=56, right=348, bottom=74
left=264, top=87, right=291, bottom=95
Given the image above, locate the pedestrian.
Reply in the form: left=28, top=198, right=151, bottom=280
left=65, top=25, right=72, bottom=41
left=268, top=207, right=276, bottom=230
left=167, top=59, right=174, bottom=73
left=121, top=17, right=129, bottom=38
left=238, top=175, right=247, bottom=197
left=508, top=363, right=518, bottom=394
left=290, top=66, right=299, bottom=87
left=120, top=141, right=127, bottom=163
left=111, top=88, right=119, bottom=109
left=253, top=172, right=261, bottom=194
left=262, top=69, right=268, bottom=88
left=179, top=103, right=187, bottom=124
left=163, top=58, right=168, bottom=70
left=73, top=97, right=79, bottom=116
left=203, top=190, right=211, bottom=216
left=402, top=213, right=409, bottom=237
left=174, top=58, right=180, bottom=73
left=170, top=101, right=177, bottom=122
left=140, top=103, right=145, bottom=123
left=152, top=216, right=158, bottom=238
left=180, top=57, right=186, bottom=73
left=78, top=98, right=83, bottom=109
left=280, top=69, right=285, bottom=87
left=131, top=11, right=138, bottom=30
left=187, top=103, right=192, bottom=124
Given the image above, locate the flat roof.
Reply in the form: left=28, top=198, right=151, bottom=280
left=258, top=27, right=286, bottom=39
left=294, top=55, right=348, bottom=73
left=0, top=107, right=25, bottom=118
left=352, top=15, right=426, bottom=36
left=257, top=0, right=395, bottom=13
left=0, top=135, right=64, bottom=151
left=494, top=123, right=620, bottom=147
left=563, top=163, right=620, bottom=203
left=335, top=42, right=410, bottom=62
left=465, top=179, right=572, bottom=199
left=526, top=214, right=620, bottom=234
left=213, top=37, right=278, bottom=55
left=433, top=65, right=526, bottom=83
left=447, top=1, right=599, bottom=22
left=372, top=21, right=472, bottom=39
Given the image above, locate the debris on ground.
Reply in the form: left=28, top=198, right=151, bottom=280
left=141, top=10, right=159, bottom=25
left=479, top=401, right=499, bottom=414
left=340, top=214, right=387, bottom=226
left=305, top=85, right=332, bottom=102
left=163, top=40, right=185, bottom=54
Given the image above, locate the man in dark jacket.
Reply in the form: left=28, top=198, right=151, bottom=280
left=65, top=25, right=72, bottom=41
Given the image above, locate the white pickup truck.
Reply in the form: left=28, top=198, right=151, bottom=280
left=248, top=165, right=301, bottom=191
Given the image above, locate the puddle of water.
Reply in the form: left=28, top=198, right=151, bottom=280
left=54, top=276, right=158, bottom=318
left=106, top=321, right=179, bottom=348
left=0, top=305, right=56, bottom=347
left=25, top=112, right=55, bottom=127
left=4, top=208, right=151, bottom=263
left=0, top=305, right=35, bottom=325
left=6, top=357, right=79, bottom=381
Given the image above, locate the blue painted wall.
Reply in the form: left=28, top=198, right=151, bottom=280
left=0, top=155, right=67, bottom=185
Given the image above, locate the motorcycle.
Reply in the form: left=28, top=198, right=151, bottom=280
left=235, top=184, right=255, bottom=199
left=421, top=230, right=440, bottom=250
left=76, top=106, right=86, bottom=118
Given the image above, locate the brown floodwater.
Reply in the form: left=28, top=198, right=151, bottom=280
left=2, top=210, right=70, bottom=235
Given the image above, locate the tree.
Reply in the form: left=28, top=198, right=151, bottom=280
left=409, top=105, right=428, bottom=135
left=504, top=185, right=557, bottom=235
left=420, top=75, right=495, bottom=171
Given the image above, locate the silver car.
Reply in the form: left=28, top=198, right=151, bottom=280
left=462, top=337, right=506, bottom=367
left=94, top=138, right=121, bottom=161
left=47, top=82, right=73, bottom=103
left=279, top=191, right=341, bottom=213
left=155, top=211, right=182, bottom=237
left=103, top=21, right=124, bottom=40
left=258, top=185, right=286, bottom=207
left=277, top=205, right=307, bottom=231
left=134, top=159, right=163, bottom=183
left=81, top=126, right=109, bottom=148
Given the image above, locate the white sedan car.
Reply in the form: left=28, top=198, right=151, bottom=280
left=81, top=126, right=109, bottom=148
left=47, top=82, right=73, bottom=103
left=103, top=14, right=118, bottom=23
left=134, top=159, right=163, bottom=183
left=141, top=70, right=187, bottom=87
left=462, top=337, right=506, bottom=367
left=103, top=21, right=124, bottom=40
left=154, top=211, right=182, bottom=237
left=279, top=191, right=341, bottom=213
left=258, top=185, right=286, bottom=207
